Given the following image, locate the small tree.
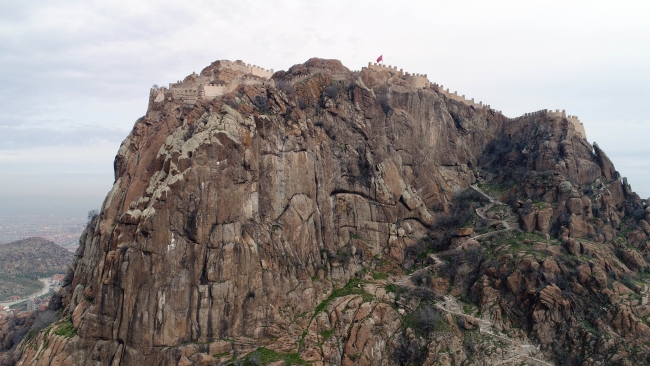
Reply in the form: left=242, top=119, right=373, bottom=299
left=86, top=209, right=99, bottom=232
left=87, top=210, right=98, bottom=225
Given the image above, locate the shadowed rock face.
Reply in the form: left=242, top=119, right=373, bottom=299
left=7, top=58, right=649, bottom=365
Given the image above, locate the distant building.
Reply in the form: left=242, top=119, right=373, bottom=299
left=26, top=299, right=35, bottom=311
left=8, top=296, right=20, bottom=301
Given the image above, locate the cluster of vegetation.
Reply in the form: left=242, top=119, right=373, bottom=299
left=53, top=318, right=77, bottom=338
left=402, top=303, right=448, bottom=336
left=228, top=347, right=307, bottom=366
left=313, top=278, right=373, bottom=317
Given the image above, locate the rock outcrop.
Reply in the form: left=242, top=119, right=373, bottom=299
left=5, top=58, right=650, bottom=365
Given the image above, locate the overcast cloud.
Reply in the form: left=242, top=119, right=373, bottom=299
left=0, top=0, right=649, bottom=215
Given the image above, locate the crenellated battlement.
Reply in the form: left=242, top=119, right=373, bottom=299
left=149, top=59, right=586, bottom=140
left=150, top=60, right=275, bottom=106
left=432, top=83, right=494, bottom=111
left=246, top=64, right=274, bottom=79
left=364, top=62, right=429, bottom=89
left=362, top=62, right=498, bottom=112
left=509, top=109, right=586, bottom=139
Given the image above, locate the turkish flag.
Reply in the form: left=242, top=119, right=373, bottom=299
left=376, top=55, right=383, bottom=63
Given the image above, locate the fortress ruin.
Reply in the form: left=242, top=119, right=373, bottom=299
left=517, top=109, right=586, bottom=139
left=150, top=60, right=275, bottom=105
left=149, top=59, right=587, bottom=139
left=363, top=62, right=587, bottom=139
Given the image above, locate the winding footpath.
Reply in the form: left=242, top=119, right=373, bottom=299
left=470, top=184, right=519, bottom=240
left=390, top=266, right=553, bottom=365
left=387, top=186, right=553, bottom=365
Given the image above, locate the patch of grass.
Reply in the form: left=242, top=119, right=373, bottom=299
left=53, top=318, right=77, bottom=338
left=372, top=272, right=388, bottom=280
left=299, top=278, right=374, bottom=348
left=385, top=284, right=398, bottom=295
left=477, top=183, right=505, bottom=197
left=486, top=205, right=503, bottom=213
left=213, top=351, right=231, bottom=358
left=24, top=329, right=36, bottom=343
left=313, top=278, right=373, bottom=317
left=484, top=231, right=546, bottom=259
left=234, top=347, right=308, bottom=366
left=533, top=201, right=549, bottom=210
left=350, top=233, right=363, bottom=240
left=320, top=328, right=335, bottom=342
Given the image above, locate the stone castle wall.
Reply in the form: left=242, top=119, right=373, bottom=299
left=362, top=62, right=500, bottom=113
left=150, top=61, right=275, bottom=106
left=363, top=62, right=586, bottom=139
left=366, top=62, right=429, bottom=89
left=150, top=59, right=585, bottom=140
left=512, top=109, right=586, bottom=139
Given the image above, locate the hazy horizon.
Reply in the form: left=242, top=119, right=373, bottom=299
left=1, top=0, right=649, bottom=216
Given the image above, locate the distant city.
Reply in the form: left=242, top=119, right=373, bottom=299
left=0, top=214, right=87, bottom=251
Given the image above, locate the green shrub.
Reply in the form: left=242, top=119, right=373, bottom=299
left=53, top=319, right=77, bottom=338
left=234, top=347, right=306, bottom=366
left=403, top=303, right=447, bottom=336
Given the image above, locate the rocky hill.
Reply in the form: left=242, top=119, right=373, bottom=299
left=0, top=237, right=72, bottom=300
left=4, top=58, right=650, bottom=365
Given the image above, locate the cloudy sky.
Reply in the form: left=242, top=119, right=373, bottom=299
left=0, top=0, right=649, bottom=215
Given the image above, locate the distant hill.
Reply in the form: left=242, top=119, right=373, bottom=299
left=0, top=237, right=73, bottom=300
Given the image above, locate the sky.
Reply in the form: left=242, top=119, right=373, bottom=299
left=0, top=0, right=649, bottom=216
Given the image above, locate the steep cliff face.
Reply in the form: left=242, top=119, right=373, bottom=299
left=7, top=58, right=650, bottom=365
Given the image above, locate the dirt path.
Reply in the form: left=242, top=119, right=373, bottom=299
left=471, top=184, right=521, bottom=240
left=391, top=274, right=553, bottom=365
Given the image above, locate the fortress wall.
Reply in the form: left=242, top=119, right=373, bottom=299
left=364, top=62, right=430, bottom=89
left=149, top=87, right=168, bottom=105
left=434, top=84, right=487, bottom=109
left=240, top=76, right=275, bottom=88
left=207, top=60, right=249, bottom=75
left=171, top=86, right=199, bottom=104
left=567, top=115, right=586, bottom=139
left=547, top=109, right=566, bottom=118
left=406, top=74, right=428, bottom=88
left=367, top=62, right=404, bottom=75
left=196, top=75, right=213, bottom=85
left=159, top=60, right=275, bottom=105
left=199, top=60, right=273, bottom=79
left=198, top=77, right=275, bottom=101
left=247, top=64, right=274, bottom=79
left=200, top=84, right=228, bottom=99
left=519, top=109, right=586, bottom=139
left=286, top=74, right=310, bottom=84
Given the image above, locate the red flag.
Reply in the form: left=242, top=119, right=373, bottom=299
left=376, top=55, right=383, bottom=63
